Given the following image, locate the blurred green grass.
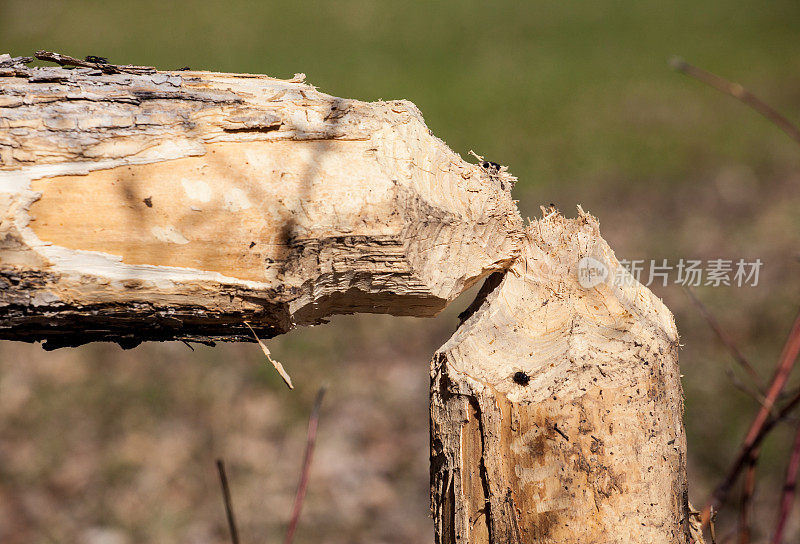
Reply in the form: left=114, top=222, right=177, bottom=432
left=3, top=0, right=800, bottom=542
left=4, top=0, right=800, bottom=201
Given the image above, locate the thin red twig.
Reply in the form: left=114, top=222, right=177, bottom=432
left=771, top=423, right=800, bottom=544
left=284, top=386, right=326, bottom=544
left=737, top=448, right=759, bottom=544
left=697, top=390, right=800, bottom=540
left=703, top=308, right=800, bottom=525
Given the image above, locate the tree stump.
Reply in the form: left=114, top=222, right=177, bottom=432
left=431, top=211, right=690, bottom=543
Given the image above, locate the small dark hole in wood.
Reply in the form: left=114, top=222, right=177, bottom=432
left=513, top=371, right=530, bottom=386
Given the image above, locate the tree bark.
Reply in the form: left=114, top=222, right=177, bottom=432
left=1, top=57, right=698, bottom=542
left=0, top=60, right=522, bottom=348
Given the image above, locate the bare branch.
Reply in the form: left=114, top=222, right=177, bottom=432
left=670, top=57, right=800, bottom=145
left=684, top=286, right=764, bottom=392
left=284, top=387, right=326, bottom=544
left=216, top=459, right=240, bottom=544
left=703, top=309, right=800, bottom=525
left=737, top=448, right=759, bottom=544
left=771, top=423, right=800, bottom=544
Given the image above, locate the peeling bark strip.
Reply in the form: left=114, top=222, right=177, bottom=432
left=0, top=58, right=522, bottom=347
left=431, top=211, right=692, bottom=544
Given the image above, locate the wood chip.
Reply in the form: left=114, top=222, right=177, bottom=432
left=244, top=321, right=294, bottom=389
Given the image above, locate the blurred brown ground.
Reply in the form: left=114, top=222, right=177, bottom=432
left=2, top=1, right=800, bottom=542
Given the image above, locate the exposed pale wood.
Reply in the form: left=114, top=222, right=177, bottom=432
left=431, top=210, right=693, bottom=544
left=0, top=60, right=523, bottom=348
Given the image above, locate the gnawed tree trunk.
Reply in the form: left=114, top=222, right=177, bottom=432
left=0, top=56, right=698, bottom=543
left=431, top=211, right=691, bottom=543
left=0, top=60, right=522, bottom=348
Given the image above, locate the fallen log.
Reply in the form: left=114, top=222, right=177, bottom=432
left=0, top=53, right=698, bottom=543
left=0, top=55, right=522, bottom=348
